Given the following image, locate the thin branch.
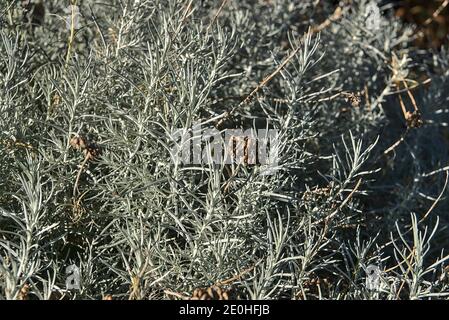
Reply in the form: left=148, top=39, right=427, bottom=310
left=403, top=80, right=419, bottom=112
left=424, top=0, right=449, bottom=26
left=216, top=6, right=343, bottom=127
left=383, top=129, right=409, bottom=155
left=420, top=170, right=448, bottom=222
left=206, top=0, right=229, bottom=32
left=164, top=289, right=190, bottom=300
left=326, top=178, right=362, bottom=221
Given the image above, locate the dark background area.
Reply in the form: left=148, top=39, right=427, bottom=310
left=390, top=0, right=449, bottom=48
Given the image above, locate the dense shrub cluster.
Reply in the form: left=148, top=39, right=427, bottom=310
left=0, top=0, right=448, bottom=299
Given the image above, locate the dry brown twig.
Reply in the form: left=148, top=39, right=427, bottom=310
left=215, top=263, right=257, bottom=287
left=423, top=0, right=449, bottom=26
left=180, top=0, right=194, bottom=26
left=378, top=174, right=448, bottom=297
left=70, top=136, right=101, bottom=195
left=408, top=0, right=449, bottom=46
left=69, top=135, right=101, bottom=221
left=73, top=154, right=90, bottom=198
left=325, top=178, right=362, bottom=222
left=216, top=6, right=344, bottom=127
left=375, top=170, right=449, bottom=256
left=420, top=170, right=449, bottom=222
left=383, top=52, right=425, bottom=155
left=311, top=178, right=362, bottom=230
left=383, top=129, right=408, bottom=155
left=164, top=262, right=258, bottom=300
left=164, top=289, right=190, bottom=300
left=206, top=0, right=229, bottom=32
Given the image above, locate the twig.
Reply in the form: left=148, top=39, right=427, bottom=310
left=311, top=6, right=342, bottom=33
left=383, top=129, right=409, bottom=155
left=313, top=178, right=362, bottom=228
left=410, top=0, right=449, bottom=45
left=325, top=178, right=362, bottom=221
left=403, top=80, right=419, bottom=112
left=164, top=289, right=190, bottom=300
left=206, top=0, right=229, bottom=32
left=424, top=0, right=449, bottom=26
left=180, top=0, right=194, bottom=26
left=216, top=6, right=343, bottom=127
left=398, top=93, right=408, bottom=119
left=163, top=262, right=259, bottom=300
left=377, top=170, right=449, bottom=254
left=215, top=264, right=257, bottom=286
left=420, top=170, right=448, bottom=222
left=364, top=84, right=371, bottom=110
left=73, top=153, right=90, bottom=198
left=65, top=1, right=78, bottom=67
left=384, top=252, right=413, bottom=273
left=386, top=78, right=431, bottom=96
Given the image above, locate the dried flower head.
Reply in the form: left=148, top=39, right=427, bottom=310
left=405, top=110, right=423, bottom=128
left=70, top=136, right=87, bottom=151
left=190, top=286, right=231, bottom=300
